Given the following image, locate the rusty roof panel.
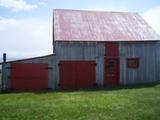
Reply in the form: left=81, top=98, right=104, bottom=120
left=54, top=9, right=160, bottom=41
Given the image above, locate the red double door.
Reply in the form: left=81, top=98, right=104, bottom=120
left=11, top=63, right=48, bottom=91
left=105, top=42, right=120, bottom=86
left=59, top=61, right=96, bottom=89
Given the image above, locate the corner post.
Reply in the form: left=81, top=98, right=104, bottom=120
left=1, top=53, right=6, bottom=91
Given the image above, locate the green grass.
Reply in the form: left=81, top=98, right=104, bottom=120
left=0, top=85, right=160, bottom=120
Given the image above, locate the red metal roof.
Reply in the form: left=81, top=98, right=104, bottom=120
left=54, top=9, right=160, bottom=41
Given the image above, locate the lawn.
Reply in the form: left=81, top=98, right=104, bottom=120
left=0, top=85, right=160, bottom=120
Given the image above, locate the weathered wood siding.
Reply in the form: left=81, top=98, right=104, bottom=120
left=119, top=41, right=160, bottom=85
left=2, top=41, right=160, bottom=90
left=54, top=41, right=105, bottom=87
left=55, top=41, right=160, bottom=87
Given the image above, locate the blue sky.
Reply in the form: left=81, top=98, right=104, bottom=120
left=0, top=0, right=160, bottom=61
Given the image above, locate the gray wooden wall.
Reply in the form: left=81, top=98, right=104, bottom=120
left=54, top=41, right=105, bottom=88
left=55, top=41, right=160, bottom=87
left=2, top=41, right=160, bottom=90
left=119, top=41, right=160, bottom=85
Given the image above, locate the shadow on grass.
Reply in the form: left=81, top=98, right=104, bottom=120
left=0, top=83, right=160, bottom=94
left=56, top=83, right=160, bottom=93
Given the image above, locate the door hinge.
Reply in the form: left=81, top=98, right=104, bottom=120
left=46, top=67, right=53, bottom=69
left=6, top=67, right=15, bottom=69
left=58, top=63, right=62, bottom=66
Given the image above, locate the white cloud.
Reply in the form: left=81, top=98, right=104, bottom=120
left=38, top=1, right=47, bottom=6
left=0, top=0, right=37, bottom=12
left=142, top=6, right=160, bottom=35
left=0, top=17, right=53, bottom=58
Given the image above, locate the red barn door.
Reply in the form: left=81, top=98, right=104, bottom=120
left=104, top=58, right=119, bottom=86
left=105, top=42, right=120, bottom=86
left=76, top=61, right=96, bottom=89
left=59, top=61, right=76, bottom=89
left=59, top=61, right=96, bottom=89
left=11, top=63, right=48, bottom=91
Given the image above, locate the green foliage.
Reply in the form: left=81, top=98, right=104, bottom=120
left=0, top=85, right=160, bottom=120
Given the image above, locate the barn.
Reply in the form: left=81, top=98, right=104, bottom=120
left=1, top=9, right=160, bottom=91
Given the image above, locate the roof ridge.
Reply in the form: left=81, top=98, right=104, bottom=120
left=53, top=8, right=138, bottom=14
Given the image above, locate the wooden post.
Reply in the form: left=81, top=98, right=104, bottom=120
left=1, top=53, right=6, bottom=91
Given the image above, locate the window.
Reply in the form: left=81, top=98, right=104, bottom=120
left=127, top=58, right=139, bottom=68
left=107, top=60, right=116, bottom=74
